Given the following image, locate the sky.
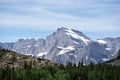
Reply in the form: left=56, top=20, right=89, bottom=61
left=0, top=0, right=120, bottom=42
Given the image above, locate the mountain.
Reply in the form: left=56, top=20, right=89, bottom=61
left=106, top=49, right=120, bottom=65
left=1, top=39, right=45, bottom=56
left=116, top=49, right=120, bottom=58
left=0, top=27, right=120, bottom=65
left=97, top=37, right=120, bottom=57
left=0, top=48, right=56, bottom=68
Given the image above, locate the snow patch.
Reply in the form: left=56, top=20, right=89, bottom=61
left=69, top=54, right=77, bottom=58
left=74, top=55, right=77, bottom=58
left=33, top=45, right=38, bottom=47
left=57, top=46, right=75, bottom=50
left=26, top=45, right=31, bottom=48
left=65, top=29, right=90, bottom=45
left=105, top=48, right=111, bottom=51
left=73, top=41, right=79, bottom=44
left=111, top=54, right=115, bottom=56
left=25, top=44, right=38, bottom=48
left=85, top=56, right=88, bottom=60
left=102, top=58, right=109, bottom=61
left=57, top=46, right=75, bottom=55
left=69, top=54, right=73, bottom=55
left=111, top=52, right=116, bottom=56
left=25, top=54, right=33, bottom=57
left=37, top=52, right=47, bottom=57
left=97, top=40, right=107, bottom=44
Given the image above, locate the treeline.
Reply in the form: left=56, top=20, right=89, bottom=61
left=0, top=62, right=120, bottom=80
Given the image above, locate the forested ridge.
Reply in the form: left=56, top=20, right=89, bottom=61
left=0, top=62, right=120, bottom=80
left=0, top=48, right=120, bottom=80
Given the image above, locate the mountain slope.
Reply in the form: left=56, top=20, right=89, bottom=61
left=0, top=27, right=120, bottom=65
left=97, top=37, right=120, bottom=57
left=0, top=48, right=56, bottom=68
left=106, top=49, right=120, bottom=65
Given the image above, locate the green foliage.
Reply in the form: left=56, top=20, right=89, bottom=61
left=0, top=52, right=4, bottom=58
left=88, top=71, right=102, bottom=80
left=0, top=49, right=6, bottom=57
left=0, top=61, right=120, bottom=80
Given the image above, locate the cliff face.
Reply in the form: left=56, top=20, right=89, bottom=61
left=106, top=49, right=120, bottom=65
left=0, top=48, right=56, bottom=68
left=0, top=28, right=120, bottom=65
left=116, top=49, right=120, bottom=59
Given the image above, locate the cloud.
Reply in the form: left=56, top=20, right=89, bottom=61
left=0, top=0, right=120, bottom=32
left=0, top=0, right=120, bottom=42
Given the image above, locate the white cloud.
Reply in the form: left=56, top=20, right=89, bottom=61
left=0, top=0, right=120, bottom=32
left=0, top=12, right=119, bottom=32
left=0, top=0, right=120, bottom=42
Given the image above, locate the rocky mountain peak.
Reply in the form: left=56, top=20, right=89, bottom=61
left=56, top=27, right=91, bottom=45
left=0, top=27, right=120, bottom=65
left=57, top=27, right=68, bottom=30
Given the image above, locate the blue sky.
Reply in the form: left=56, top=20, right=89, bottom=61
left=0, top=0, right=120, bottom=42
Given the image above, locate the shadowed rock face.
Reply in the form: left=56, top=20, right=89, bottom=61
left=116, top=49, right=120, bottom=58
left=0, top=27, right=120, bottom=65
left=106, top=49, right=120, bottom=66
left=114, top=49, right=120, bottom=65
left=0, top=49, right=57, bottom=68
left=100, top=37, right=120, bottom=57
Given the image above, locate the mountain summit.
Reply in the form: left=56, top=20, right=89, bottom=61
left=0, top=27, right=120, bottom=65
left=57, top=27, right=91, bottom=45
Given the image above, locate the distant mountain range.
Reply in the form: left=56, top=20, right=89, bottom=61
left=0, top=27, right=120, bottom=65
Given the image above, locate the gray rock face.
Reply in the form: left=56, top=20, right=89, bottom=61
left=97, top=37, right=120, bottom=58
left=116, top=49, right=120, bottom=58
left=106, top=49, right=120, bottom=66
left=0, top=27, right=120, bottom=65
left=1, top=39, right=45, bottom=56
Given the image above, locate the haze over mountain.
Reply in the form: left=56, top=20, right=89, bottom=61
left=1, top=27, right=120, bottom=65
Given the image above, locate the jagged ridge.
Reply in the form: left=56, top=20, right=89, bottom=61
left=0, top=27, right=120, bottom=65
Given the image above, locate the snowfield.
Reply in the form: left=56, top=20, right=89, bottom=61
left=57, top=46, right=75, bottom=55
